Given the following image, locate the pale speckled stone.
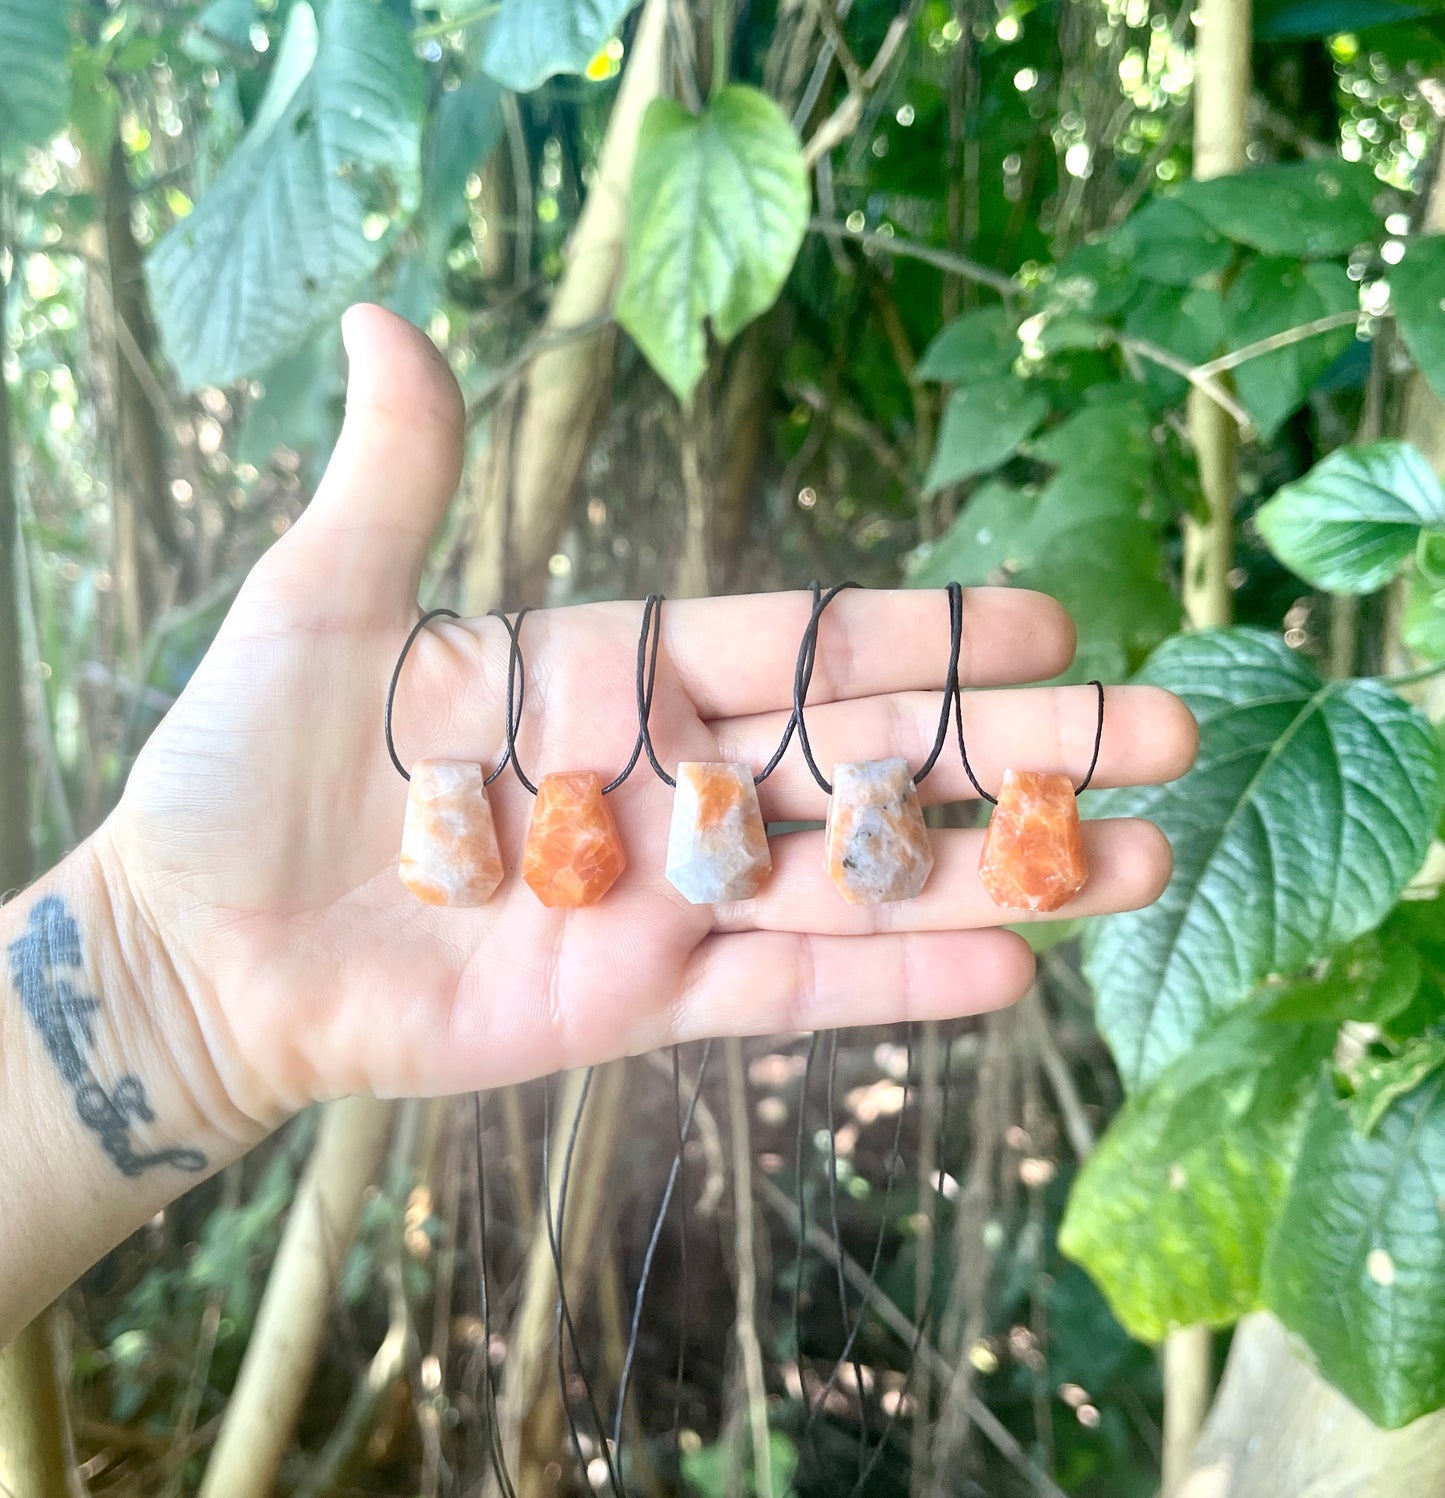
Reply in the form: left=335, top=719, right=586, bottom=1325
left=824, top=757, right=934, bottom=905
left=399, top=760, right=503, bottom=906
left=665, top=762, right=772, bottom=904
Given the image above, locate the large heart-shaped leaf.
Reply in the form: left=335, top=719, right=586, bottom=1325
left=1224, top=257, right=1357, bottom=440
left=0, top=0, right=71, bottom=159
left=1391, top=234, right=1445, bottom=401
left=1061, top=1008, right=1331, bottom=1342
left=921, top=378, right=1048, bottom=491
left=617, top=85, right=808, bottom=403
left=1263, top=1070, right=1445, bottom=1428
left=1255, top=441, right=1445, bottom=594
left=480, top=0, right=641, bottom=91
left=1177, top=160, right=1381, bottom=259
left=147, top=0, right=424, bottom=390
left=1084, top=629, right=1442, bottom=1089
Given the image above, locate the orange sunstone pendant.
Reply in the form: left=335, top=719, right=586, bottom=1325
left=977, top=769, right=1088, bottom=913
left=399, top=760, right=505, bottom=907
left=521, top=771, right=627, bottom=908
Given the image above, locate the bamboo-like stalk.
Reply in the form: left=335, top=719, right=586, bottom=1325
left=197, top=1097, right=396, bottom=1498
left=1165, top=0, right=1250, bottom=1478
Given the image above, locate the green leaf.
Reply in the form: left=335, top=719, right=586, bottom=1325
left=617, top=86, right=808, bottom=403
left=1405, top=531, right=1445, bottom=662
left=1353, top=1035, right=1445, bottom=1136
left=0, top=0, right=71, bottom=159
left=1224, top=257, right=1357, bottom=440
left=1123, top=196, right=1233, bottom=286
left=1123, top=284, right=1225, bottom=404
left=1261, top=937, right=1423, bottom=1026
left=915, top=307, right=1020, bottom=383
left=909, top=391, right=1180, bottom=683
left=1255, top=0, right=1445, bottom=38
left=480, top=0, right=639, bottom=91
left=1255, top=441, right=1445, bottom=594
left=921, top=379, right=1048, bottom=491
left=1179, top=160, right=1382, bottom=260
left=1051, top=235, right=1141, bottom=318
left=1061, top=1008, right=1332, bottom=1342
left=147, top=0, right=425, bottom=389
left=1379, top=890, right=1445, bottom=1040
left=1084, top=628, right=1443, bottom=1089
left=1392, top=235, right=1445, bottom=401
left=1263, top=1071, right=1445, bottom=1428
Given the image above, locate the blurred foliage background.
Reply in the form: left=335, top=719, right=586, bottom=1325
left=11, top=0, right=1445, bottom=1494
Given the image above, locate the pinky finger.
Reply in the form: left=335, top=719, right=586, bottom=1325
left=654, top=927, right=1037, bottom=1050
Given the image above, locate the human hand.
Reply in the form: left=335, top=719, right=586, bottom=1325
left=99, top=306, right=1196, bottom=1138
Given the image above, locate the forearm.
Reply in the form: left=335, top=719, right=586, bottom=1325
left=0, top=833, right=266, bottom=1344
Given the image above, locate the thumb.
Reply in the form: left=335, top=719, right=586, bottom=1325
left=262, top=304, right=466, bottom=620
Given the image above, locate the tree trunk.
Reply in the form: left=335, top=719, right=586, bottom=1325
left=463, top=0, right=669, bottom=610
left=0, top=163, right=72, bottom=1498
left=197, top=1097, right=395, bottom=1498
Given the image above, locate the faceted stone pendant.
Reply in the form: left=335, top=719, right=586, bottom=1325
left=824, top=757, right=934, bottom=905
left=665, top=762, right=772, bottom=904
left=978, top=769, right=1088, bottom=913
left=521, top=771, right=627, bottom=908
left=399, top=760, right=504, bottom=907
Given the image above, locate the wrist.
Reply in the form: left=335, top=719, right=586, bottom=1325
left=80, top=827, right=277, bottom=1157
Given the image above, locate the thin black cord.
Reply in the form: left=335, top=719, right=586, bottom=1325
left=612, top=1038, right=714, bottom=1453
left=542, top=1071, right=625, bottom=1498
left=497, top=609, right=540, bottom=796
left=384, top=607, right=458, bottom=781
left=912, top=581, right=964, bottom=787
left=793, top=582, right=861, bottom=796
left=823, top=1031, right=868, bottom=1460
left=954, top=676, right=1107, bottom=805
left=608, top=593, right=671, bottom=791
left=473, top=1093, right=519, bottom=1498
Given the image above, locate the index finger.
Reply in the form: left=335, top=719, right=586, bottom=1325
left=659, top=586, right=1076, bottom=720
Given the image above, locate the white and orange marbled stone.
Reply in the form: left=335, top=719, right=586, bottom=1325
left=665, top=762, right=771, bottom=904
left=399, top=759, right=504, bottom=906
left=978, top=769, right=1087, bottom=913
left=521, top=771, right=627, bottom=908
left=824, top=757, right=934, bottom=904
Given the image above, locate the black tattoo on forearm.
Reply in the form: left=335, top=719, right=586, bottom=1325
left=8, top=896, right=206, bottom=1178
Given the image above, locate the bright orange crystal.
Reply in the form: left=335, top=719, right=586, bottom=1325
left=399, top=760, right=504, bottom=907
left=978, top=769, right=1087, bottom=913
left=521, top=771, right=627, bottom=908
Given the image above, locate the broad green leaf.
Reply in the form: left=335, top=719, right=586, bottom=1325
left=1178, top=160, right=1381, bottom=260
left=1378, top=889, right=1445, bottom=1041
left=617, top=86, right=808, bottom=403
left=234, top=330, right=343, bottom=483
left=909, top=392, right=1180, bottom=683
left=1224, top=257, right=1357, bottom=440
left=480, top=0, right=640, bottom=91
left=1261, top=937, right=1422, bottom=1026
left=1051, top=235, right=1140, bottom=318
left=1255, top=0, right=1445, bottom=37
left=1084, top=629, right=1442, bottom=1089
left=0, top=0, right=71, bottom=159
left=1255, top=441, right=1445, bottom=594
left=1061, top=1009, right=1331, bottom=1342
left=1263, top=1072, right=1445, bottom=1428
left=390, top=68, right=503, bottom=324
left=921, top=379, right=1048, bottom=492
left=1123, top=196, right=1233, bottom=286
left=148, top=0, right=424, bottom=389
left=915, top=307, right=1020, bottom=383
left=1391, top=235, right=1445, bottom=401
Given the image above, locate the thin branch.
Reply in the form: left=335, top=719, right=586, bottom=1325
left=801, top=0, right=922, bottom=166
left=1114, top=333, right=1254, bottom=432
left=411, top=2, right=501, bottom=41
left=757, top=1174, right=1069, bottom=1498
left=809, top=217, right=1017, bottom=297
left=464, top=313, right=617, bottom=429
left=1020, top=990, right=1095, bottom=1162
left=1195, top=310, right=1361, bottom=379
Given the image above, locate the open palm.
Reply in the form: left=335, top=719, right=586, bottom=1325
left=102, top=306, right=1196, bottom=1131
